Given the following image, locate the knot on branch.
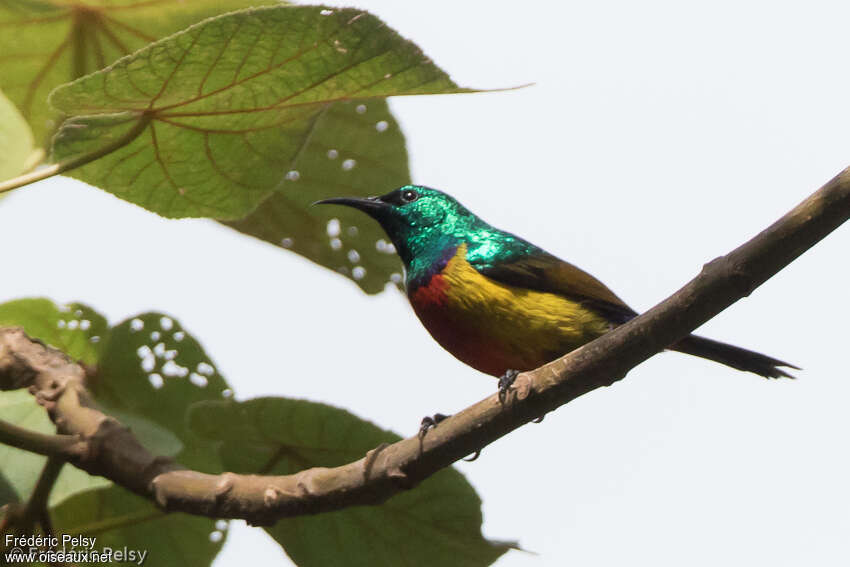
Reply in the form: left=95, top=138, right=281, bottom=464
left=385, top=466, right=412, bottom=488
left=214, top=473, right=236, bottom=502
left=702, top=256, right=757, bottom=297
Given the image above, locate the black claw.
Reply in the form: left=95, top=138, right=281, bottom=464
left=418, top=413, right=450, bottom=440
left=463, top=450, right=482, bottom=462
left=532, top=414, right=545, bottom=423
left=498, top=369, right=520, bottom=404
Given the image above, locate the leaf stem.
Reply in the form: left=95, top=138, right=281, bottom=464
left=0, top=112, right=151, bottom=196
left=12, top=456, right=64, bottom=535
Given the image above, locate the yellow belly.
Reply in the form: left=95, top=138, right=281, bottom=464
left=409, top=244, right=613, bottom=376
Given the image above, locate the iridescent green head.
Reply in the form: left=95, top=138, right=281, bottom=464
left=316, top=185, right=478, bottom=266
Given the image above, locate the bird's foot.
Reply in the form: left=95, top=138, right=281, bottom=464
left=418, top=413, right=450, bottom=440
left=498, top=369, right=520, bottom=404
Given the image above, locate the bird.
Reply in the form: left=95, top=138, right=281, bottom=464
left=316, top=185, right=797, bottom=391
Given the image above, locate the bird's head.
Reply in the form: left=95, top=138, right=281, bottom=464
left=315, top=185, right=475, bottom=264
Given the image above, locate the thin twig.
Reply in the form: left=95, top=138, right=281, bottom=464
left=0, top=419, right=87, bottom=460
left=13, top=457, right=64, bottom=534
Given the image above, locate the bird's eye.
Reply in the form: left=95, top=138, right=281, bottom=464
left=401, top=189, right=419, bottom=203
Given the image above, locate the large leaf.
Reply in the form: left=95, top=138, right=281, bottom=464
left=0, top=0, right=281, bottom=149
left=223, top=98, right=405, bottom=293
left=51, top=485, right=225, bottom=567
left=189, top=398, right=513, bottom=567
left=0, top=297, right=108, bottom=364
left=0, top=89, right=35, bottom=182
left=49, top=5, right=467, bottom=220
left=93, top=312, right=231, bottom=471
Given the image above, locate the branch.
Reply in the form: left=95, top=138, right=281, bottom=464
left=0, top=419, right=87, bottom=460
left=1, top=166, right=848, bottom=525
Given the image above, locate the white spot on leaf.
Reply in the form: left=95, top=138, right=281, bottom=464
left=326, top=218, right=340, bottom=237
left=148, top=373, right=164, bottom=389
left=162, top=360, right=189, bottom=377
left=190, top=373, right=208, bottom=387
left=197, top=362, right=215, bottom=376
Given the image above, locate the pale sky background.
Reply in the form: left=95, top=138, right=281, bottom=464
left=3, top=1, right=850, bottom=566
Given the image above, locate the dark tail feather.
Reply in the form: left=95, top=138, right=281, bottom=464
left=672, top=335, right=799, bottom=379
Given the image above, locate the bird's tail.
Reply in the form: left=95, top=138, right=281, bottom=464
left=671, top=335, right=798, bottom=379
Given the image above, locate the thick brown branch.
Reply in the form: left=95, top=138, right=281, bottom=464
left=0, top=166, right=848, bottom=525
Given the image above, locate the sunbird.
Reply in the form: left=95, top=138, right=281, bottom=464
left=317, top=186, right=796, bottom=386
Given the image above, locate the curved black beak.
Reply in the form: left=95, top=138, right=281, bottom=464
left=313, top=196, right=390, bottom=216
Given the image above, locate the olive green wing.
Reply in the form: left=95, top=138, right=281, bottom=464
left=470, top=246, right=637, bottom=324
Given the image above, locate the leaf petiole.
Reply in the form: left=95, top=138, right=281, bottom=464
left=0, top=112, right=150, bottom=195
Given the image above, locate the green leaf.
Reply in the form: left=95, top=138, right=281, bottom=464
left=0, top=299, right=222, bottom=508
left=0, top=297, right=107, bottom=365
left=189, top=398, right=512, bottom=567
left=0, top=0, right=281, bottom=149
left=0, top=89, right=35, bottom=182
left=49, top=5, right=468, bottom=219
left=222, top=98, right=405, bottom=294
left=99, top=403, right=184, bottom=458
left=51, top=485, right=225, bottom=567
left=0, top=390, right=110, bottom=507
left=93, top=312, right=231, bottom=471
